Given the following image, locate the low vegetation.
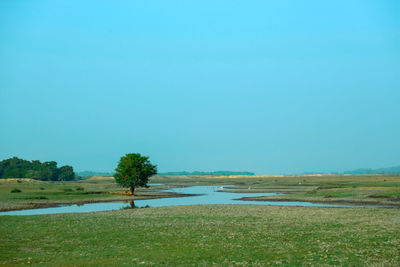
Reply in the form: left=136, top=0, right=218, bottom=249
left=10, top=188, right=21, bottom=193
left=1, top=205, right=399, bottom=266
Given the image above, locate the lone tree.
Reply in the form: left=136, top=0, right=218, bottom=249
left=114, top=153, right=157, bottom=195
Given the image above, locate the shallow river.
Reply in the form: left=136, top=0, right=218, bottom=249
left=1, top=185, right=360, bottom=216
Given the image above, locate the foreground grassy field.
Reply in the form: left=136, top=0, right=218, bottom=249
left=1, top=205, right=399, bottom=266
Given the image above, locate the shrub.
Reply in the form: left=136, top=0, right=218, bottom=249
left=75, top=186, right=84, bottom=191
left=31, top=196, right=48, bottom=200
left=62, top=188, right=73, bottom=192
left=11, top=188, right=22, bottom=193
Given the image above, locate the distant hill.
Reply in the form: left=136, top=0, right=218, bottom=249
left=343, top=165, right=400, bottom=175
left=77, top=171, right=114, bottom=177
left=158, top=171, right=255, bottom=176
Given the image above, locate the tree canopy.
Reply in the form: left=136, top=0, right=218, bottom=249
left=0, top=157, right=76, bottom=181
left=114, top=153, right=157, bottom=195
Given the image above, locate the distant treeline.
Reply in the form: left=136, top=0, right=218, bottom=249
left=301, top=166, right=400, bottom=175
left=159, top=171, right=255, bottom=176
left=343, top=166, right=400, bottom=175
left=77, top=170, right=255, bottom=178
left=0, top=157, right=76, bottom=181
left=77, top=171, right=115, bottom=177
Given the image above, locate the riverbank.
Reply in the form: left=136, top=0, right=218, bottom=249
left=238, top=196, right=400, bottom=208
left=2, top=175, right=400, bottom=211
left=0, top=193, right=195, bottom=212
left=0, top=178, right=186, bottom=212
left=154, top=174, right=400, bottom=207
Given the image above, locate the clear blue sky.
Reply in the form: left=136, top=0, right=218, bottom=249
left=1, top=0, right=399, bottom=174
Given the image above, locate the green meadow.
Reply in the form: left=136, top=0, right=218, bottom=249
left=1, top=205, right=399, bottom=266
left=1, top=175, right=400, bottom=266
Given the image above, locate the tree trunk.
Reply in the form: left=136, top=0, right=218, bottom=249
left=130, top=186, right=135, bottom=196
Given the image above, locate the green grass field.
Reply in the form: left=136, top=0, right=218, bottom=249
left=1, top=205, right=399, bottom=266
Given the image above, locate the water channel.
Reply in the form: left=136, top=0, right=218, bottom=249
left=0, top=185, right=365, bottom=216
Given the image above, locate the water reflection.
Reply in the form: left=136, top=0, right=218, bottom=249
left=128, top=200, right=135, bottom=208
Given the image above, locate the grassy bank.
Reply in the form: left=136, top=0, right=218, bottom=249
left=213, top=175, right=400, bottom=207
left=1, top=205, right=399, bottom=266
left=0, top=177, right=175, bottom=211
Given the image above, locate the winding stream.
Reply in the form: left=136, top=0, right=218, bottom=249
left=0, top=185, right=363, bottom=216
